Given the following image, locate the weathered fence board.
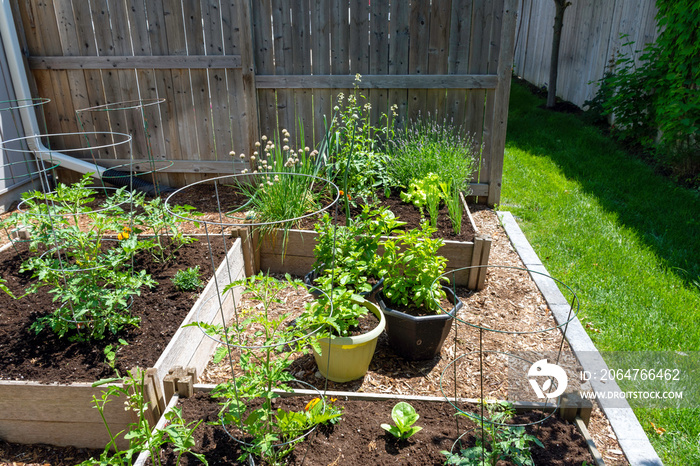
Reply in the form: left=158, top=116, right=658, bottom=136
left=14, top=0, right=516, bottom=205
left=514, top=0, right=660, bottom=108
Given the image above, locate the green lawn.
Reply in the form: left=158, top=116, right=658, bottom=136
left=500, top=81, right=700, bottom=465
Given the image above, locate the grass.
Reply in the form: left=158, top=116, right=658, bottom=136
left=501, top=81, right=700, bottom=465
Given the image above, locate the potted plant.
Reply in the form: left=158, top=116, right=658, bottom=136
left=376, top=222, right=463, bottom=360
left=295, top=286, right=386, bottom=382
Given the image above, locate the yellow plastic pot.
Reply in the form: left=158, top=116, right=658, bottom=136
left=312, top=299, right=386, bottom=383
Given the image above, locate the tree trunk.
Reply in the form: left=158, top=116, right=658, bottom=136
left=547, top=0, right=570, bottom=108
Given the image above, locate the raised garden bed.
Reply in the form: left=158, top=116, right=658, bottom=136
left=0, top=235, right=245, bottom=449
left=140, top=387, right=598, bottom=466
left=233, top=193, right=492, bottom=290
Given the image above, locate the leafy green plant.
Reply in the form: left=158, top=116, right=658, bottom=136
left=80, top=369, right=207, bottom=466
left=400, top=173, right=442, bottom=228
left=14, top=175, right=158, bottom=340
left=387, top=116, right=479, bottom=195
left=324, top=74, right=397, bottom=203
left=375, top=222, right=448, bottom=313
left=295, top=287, right=369, bottom=348
left=171, top=266, right=203, bottom=292
left=380, top=402, right=423, bottom=440
left=199, top=274, right=341, bottom=464
left=0, top=277, right=15, bottom=298
left=312, top=205, right=404, bottom=294
left=133, top=196, right=200, bottom=262
left=588, top=2, right=699, bottom=185
left=441, top=401, right=543, bottom=466
left=103, top=338, right=129, bottom=375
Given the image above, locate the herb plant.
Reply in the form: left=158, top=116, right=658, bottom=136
left=381, top=402, right=423, bottom=440
left=441, top=401, right=543, bottom=466
left=387, top=116, right=479, bottom=195
left=234, top=126, right=327, bottom=242
left=81, top=369, right=207, bottom=466
left=312, top=205, right=405, bottom=294
left=324, top=74, right=397, bottom=203
left=376, top=222, right=448, bottom=313
left=171, top=266, right=203, bottom=292
left=295, top=287, right=369, bottom=349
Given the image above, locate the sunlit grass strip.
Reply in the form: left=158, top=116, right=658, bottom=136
left=501, top=81, right=700, bottom=466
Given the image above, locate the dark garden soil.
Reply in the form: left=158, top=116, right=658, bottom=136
left=0, top=237, right=227, bottom=383
left=167, top=184, right=476, bottom=242
left=149, top=392, right=595, bottom=466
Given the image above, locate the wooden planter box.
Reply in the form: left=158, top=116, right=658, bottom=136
left=233, top=194, right=492, bottom=290
left=137, top=384, right=602, bottom=465
left=0, top=237, right=246, bottom=449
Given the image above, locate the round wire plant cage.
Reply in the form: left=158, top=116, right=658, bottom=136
left=219, top=379, right=328, bottom=451
left=431, top=265, right=580, bottom=433
left=76, top=98, right=174, bottom=195
left=165, top=172, right=352, bottom=461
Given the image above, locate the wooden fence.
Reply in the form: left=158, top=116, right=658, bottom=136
left=514, top=0, right=660, bottom=108
left=11, top=0, right=518, bottom=205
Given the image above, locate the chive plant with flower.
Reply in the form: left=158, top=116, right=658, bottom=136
left=231, top=125, right=328, bottom=242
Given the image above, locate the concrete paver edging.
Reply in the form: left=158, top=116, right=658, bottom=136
left=498, top=211, right=663, bottom=466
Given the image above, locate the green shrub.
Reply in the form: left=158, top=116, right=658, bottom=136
left=589, top=1, right=699, bottom=185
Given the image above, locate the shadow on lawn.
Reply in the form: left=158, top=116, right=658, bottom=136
left=505, top=81, right=700, bottom=286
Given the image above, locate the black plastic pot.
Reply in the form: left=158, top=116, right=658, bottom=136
left=304, top=269, right=384, bottom=301
left=377, top=287, right=463, bottom=361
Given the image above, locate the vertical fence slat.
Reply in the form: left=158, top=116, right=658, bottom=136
left=272, top=0, right=292, bottom=140
left=407, top=0, right=430, bottom=120
left=146, top=0, right=184, bottom=188
left=486, top=0, right=517, bottom=206
left=426, top=0, right=451, bottom=117
left=184, top=2, right=214, bottom=173
left=388, top=0, right=410, bottom=128
left=127, top=0, right=168, bottom=171
left=29, top=0, right=80, bottom=152
left=162, top=0, right=201, bottom=186
left=89, top=0, right=129, bottom=151
left=220, top=0, right=246, bottom=163
left=311, top=0, right=331, bottom=146
left=203, top=0, right=233, bottom=165
left=369, top=1, right=389, bottom=129
left=290, top=0, right=312, bottom=144
left=254, top=0, right=276, bottom=147
left=446, top=0, right=472, bottom=140
left=108, top=0, right=148, bottom=162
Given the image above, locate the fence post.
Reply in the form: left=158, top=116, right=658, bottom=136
left=487, top=0, right=519, bottom=206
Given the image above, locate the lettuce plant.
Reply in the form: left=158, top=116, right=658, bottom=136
left=381, top=402, right=423, bottom=440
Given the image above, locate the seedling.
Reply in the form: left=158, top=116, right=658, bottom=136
left=381, top=402, right=423, bottom=440
left=171, top=266, right=203, bottom=292
left=103, top=338, right=129, bottom=375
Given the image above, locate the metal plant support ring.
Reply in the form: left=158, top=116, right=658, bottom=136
left=164, top=173, right=340, bottom=228
left=219, top=379, right=326, bottom=449
left=429, top=265, right=579, bottom=435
